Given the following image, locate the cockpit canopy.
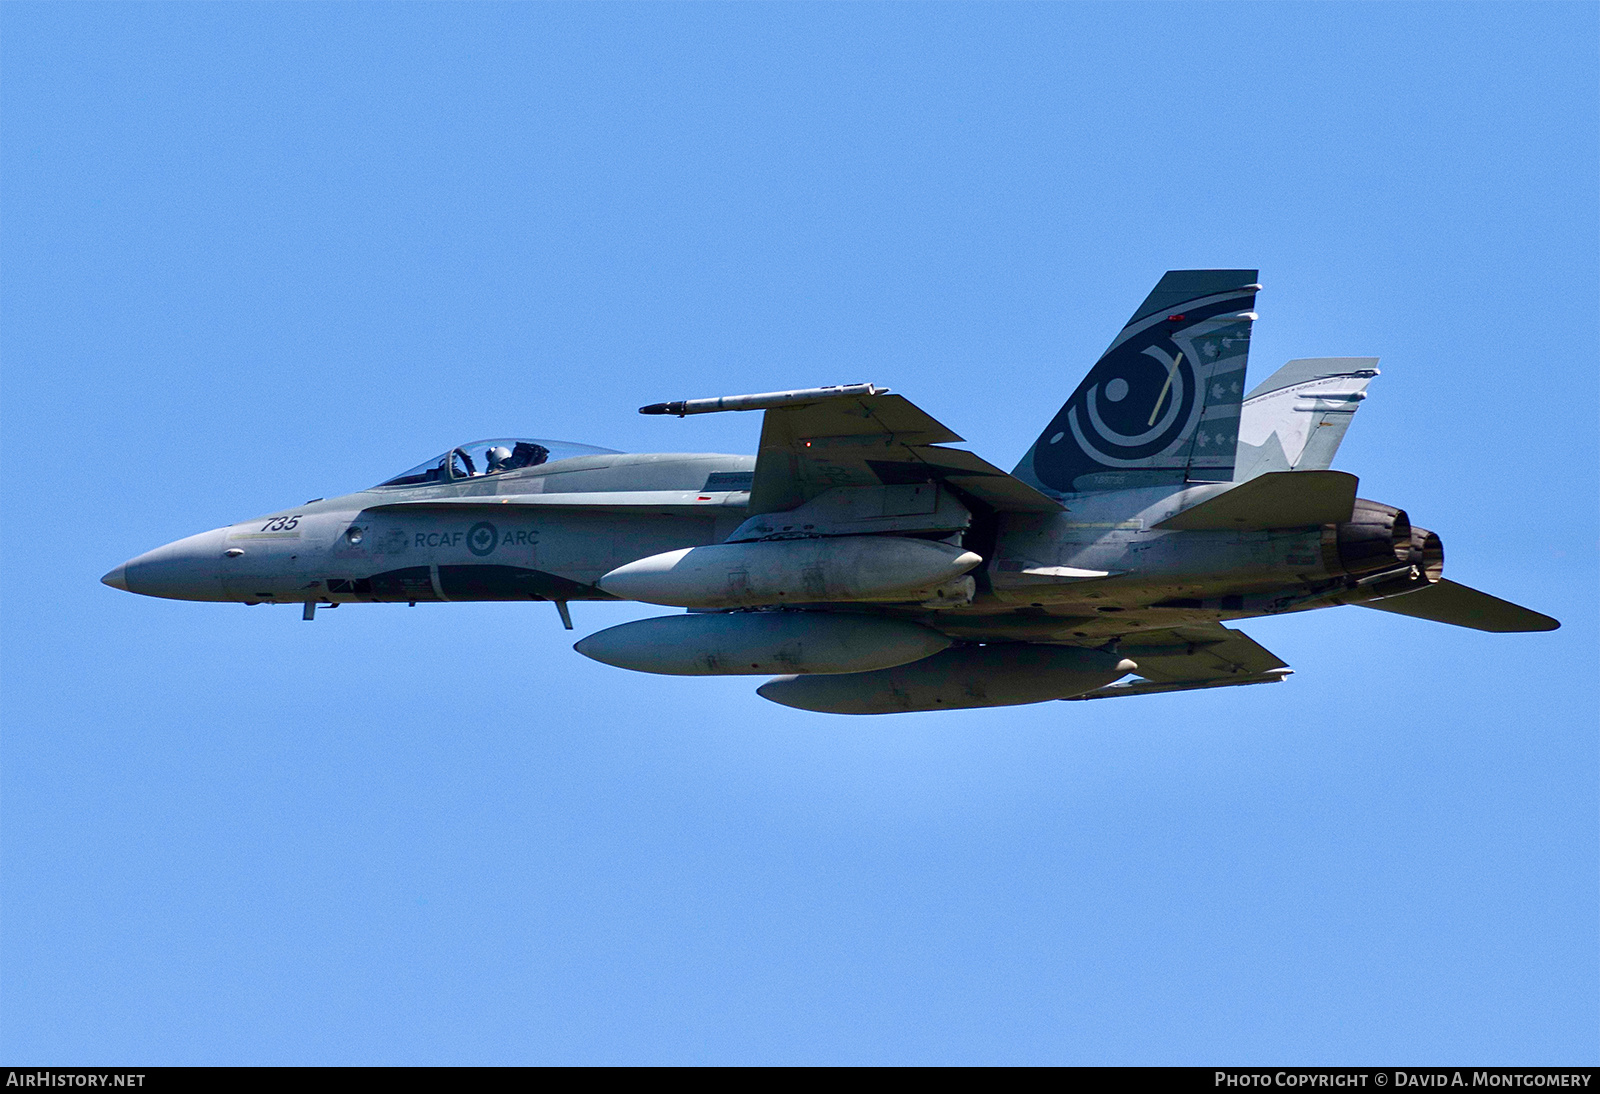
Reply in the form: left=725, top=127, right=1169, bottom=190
left=376, top=438, right=621, bottom=488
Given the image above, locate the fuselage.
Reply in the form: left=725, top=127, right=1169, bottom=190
left=105, top=451, right=756, bottom=605
left=103, top=446, right=1399, bottom=644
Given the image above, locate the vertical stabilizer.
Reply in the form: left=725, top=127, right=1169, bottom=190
left=1234, top=358, right=1379, bottom=480
left=1016, top=270, right=1259, bottom=494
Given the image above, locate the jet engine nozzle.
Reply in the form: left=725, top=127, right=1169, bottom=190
left=1322, top=499, right=1414, bottom=578
left=1408, top=526, right=1444, bottom=583
left=1361, top=525, right=1446, bottom=600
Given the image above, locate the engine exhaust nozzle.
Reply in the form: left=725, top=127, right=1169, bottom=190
left=1323, top=499, right=1413, bottom=578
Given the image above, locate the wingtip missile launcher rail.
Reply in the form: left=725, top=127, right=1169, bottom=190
left=639, top=383, right=889, bottom=417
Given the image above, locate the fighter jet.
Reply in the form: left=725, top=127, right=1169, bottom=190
left=102, top=270, right=1558, bottom=714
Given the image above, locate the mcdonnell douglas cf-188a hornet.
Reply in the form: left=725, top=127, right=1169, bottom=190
left=103, top=270, right=1558, bottom=714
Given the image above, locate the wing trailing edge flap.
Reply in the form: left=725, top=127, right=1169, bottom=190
left=749, top=392, right=1064, bottom=517
left=1067, top=623, right=1290, bottom=700
left=1358, top=579, right=1559, bottom=632
left=1153, top=470, right=1357, bottom=531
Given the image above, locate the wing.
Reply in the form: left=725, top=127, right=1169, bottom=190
left=749, top=391, right=1063, bottom=515
left=1067, top=623, right=1291, bottom=700
left=643, top=384, right=1063, bottom=516
left=1358, top=579, right=1559, bottom=632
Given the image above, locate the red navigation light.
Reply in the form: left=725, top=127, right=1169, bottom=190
left=1167, top=314, right=1186, bottom=321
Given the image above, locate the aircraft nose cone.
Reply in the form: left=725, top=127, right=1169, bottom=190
left=108, top=528, right=232, bottom=601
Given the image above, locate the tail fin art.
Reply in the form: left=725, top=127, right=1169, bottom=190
left=1015, top=270, right=1260, bottom=495
left=1234, top=358, right=1379, bottom=480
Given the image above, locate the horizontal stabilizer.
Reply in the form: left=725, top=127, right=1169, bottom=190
left=1358, top=579, right=1559, bottom=632
left=1154, top=470, right=1357, bottom=531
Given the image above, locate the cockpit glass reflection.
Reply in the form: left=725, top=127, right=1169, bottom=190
left=375, top=438, right=621, bottom=488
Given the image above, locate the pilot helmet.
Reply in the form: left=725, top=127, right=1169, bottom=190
left=487, top=446, right=512, bottom=468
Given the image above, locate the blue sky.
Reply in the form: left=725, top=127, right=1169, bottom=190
left=3, top=1, right=1595, bottom=1065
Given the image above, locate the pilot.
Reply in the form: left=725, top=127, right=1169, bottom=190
left=485, top=446, right=514, bottom=474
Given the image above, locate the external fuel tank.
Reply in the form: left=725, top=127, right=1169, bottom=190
left=757, top=644, right=1136, bottom=714
left=598, top=536, right=982, bottom=609
left=573, top=611, right=953, bottom=676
